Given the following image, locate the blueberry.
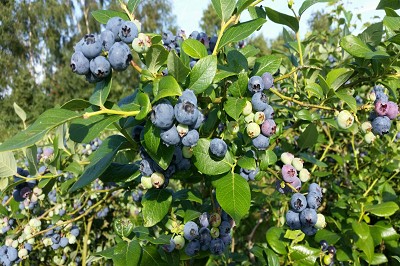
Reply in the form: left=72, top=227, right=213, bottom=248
left=300, top=208, right=317, bottom=226
left=185, top=239, right=200, bottom=256
left=252, top=134, right=270, bottom=150
left=209, top=35, right=218, bottom=52
left=176, top=158, right=191, bottom=171
left=151, top=100, right=175, bottom=129
left=251, top=92, right=268, bottom=111
left=308, top=183, right=322, bottom=197
left=221, top=234, right=232, bottom=246
left=106, top=17, right=124, bottom=41
left=282, top=164, right=298, bottom=182
left=263, top=104, right=275, bottom=119
left=179, top=89, right=197, bottom=105
left=100, top=30, right=115, bottom=51
left=181, top=129, right=199, bottom=147
left=51, top=243, right=60, bottom=250
left=162, top=30, right=174, bottom=45
left=13, top=189, right=25, bottom=202
left=209, top=138, right=227, bottom=158
left=70, top=51, right=90, bottom=75
left=210, top=238, right=225, bottom=255
left=320, top=240, right=328, bottom=251
left=286, top=210, right=301, bottom=230
left=70, top=226, right=80, bottom=237
left=290, top=193, right=307, bottom=213
left=119, top=21, right=138, bottom=44
left=372, top=116, right=391, bottom=135
left=160, top=125, right=180, bottom=146
left=290, top=177, right=302, bottom=191
left=261, top=119, right=276, bottom=137
left=20, top=186, right=32, bottom=199
left=183, top=221, right=199, bottom=241
left=248, top=76, right=265, bottom=93
left=0, top=245, right=7, bottom=256
left=192, top=110, right=205, bottom=129
left=219, top=221, right=231, bottom=236
left=327, top=245, right=337, bottom=255
left=60, top=237, right=69, bottom=247
left=199, top=212, right=209, bottom=228
left=261, top=72, right=274, bottom=89
left=196, top=32, right=209, bottom=47
left=85, top=72, right=103, bottom=83
left=386, top=101, right=399, bottom=120
left=162, top=238, right=176, bottom=252
left=189, top=60, right=197, bottom=69
left=80, top=34, right=102, bottom=59
left=90, top=56, right=111, bottom=78
left=51, top=233, right=61, bottom=244
left=374, top=100, right=388, bottom=116
left=248, top=167, right=259, bottom=181
left=108, top=42, right=132, bottom=71
left=240, top=168, right=249, bottom=181
left=301, top=224, right=318, bottom=236
left=7, top=246, right=18, bottom=261
left=174, top=101, right=199, bottom=126
left=189, top=31, right=199, bottom=40
left=307, top=191, right=322, bottom=209
left=199, top=227, right=212, bottom=251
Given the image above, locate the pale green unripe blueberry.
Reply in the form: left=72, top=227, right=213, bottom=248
left=5, top=238, right=13, bottom=246
left=299, top=168, right=310, bottom=182
left=18, top=248, right=28, bottom=259
left=132, top=33, right=151, bottom=53
left=281, top=152, right=294, bottom=165
left=24, top=226, right=32, bottom=235
left=182, top=146, right=193, bottom=158
left=12, top=240, right=18, bottom=248
left=177, top=123, right=189, bottom=137
left=364, top=131, right=376, bottom=144
left=132, top=19, right=142, bottom=33
left=253, top=111, right=266, bottom=125
left=244, top=113, right=255, bottom=123
left=27, top=238, right=35, bottom=244
left=315, top=213, right=326, bottom=229
left=151, top=172, right=165, bottom=189
left=210, top=227, right=220, bottom=238
left=367, top=90, right=376, bottom=102
left=209, top=213, right=222, bottom=227
left=29, top=218, right=41, bottom=228
left=361, top=121, right=372, bottom=133
left=246, top=122, right=261, bottom=138
left=242, top=100, right=252, bottom=116
left=68, top=235, right=77, bottom=244
left=337, top=110, right=354, bottom=129
left=141, top=176, right=153, bottom=189
left=292, top=157, right=304, bottom=171
left=173, top=235, right=185, bottom=250
left=227, top=121, right=239, bottom=134
left=323, top=254, right=332, bottom=265
left=43, top=237, right=52, bottom=246
left=85, top=144, right=91, bottom=150
left=33, top=187, right=42, bottom=195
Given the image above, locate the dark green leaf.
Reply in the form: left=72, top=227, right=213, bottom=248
left=299, top=0, right=332, bottom=16
left=89, top=76, right=112, bottom=106
left=264, top=247, right=280, bottom=266
left=361, top=253, right=388, bottom=265
left=153, top=76, right=182, bottom=103
left=251, top=55, right=282, bottom=76
left=335, top=90, right=357, bottom=113
left=227, top=50, right=248, bottom=72
left=145, top=45, right=169, bottom=74
left=217, top=19, right=266, bottom=51
left=142, top=189, right=172, bottom=227
left=173, top=189, right=202, bottom=204
left=296, top=110, right=312, bottom=121
left=236, top=0, right=254, bottom=13
left=127, top=0, right=141, bottom=12
left=140, top=245, right=168, bottom=266
left=188, top=55, right=217, bottom=94
left=340, top=35, right=372, bottom=58
left=297, top=123, right=318, bottom=150
left=228, top=73, right=248, bottom=97
left=248, top=6, right=267, bottom=19
left=359, top=22, right=383, bottom=46
left=133, top=92, right=152, bottom=121
left=113, top=240, right=142, bottom=266
left=181, top=39, right=208, bottom=59
left=305, top=83, right=324, bottom=99
left=365, top=202, right=399, bottom=217
left=213, top=172, right=251, bottom=224
left=315, top=229, right=341, bottom=244
left=237, top=151, right=257, bottom=170
left=61, top=99, right=92, bottom=111
left=100, top=163, right=139, bottom=183
left=289, top=245, right=320, bottom=266
left=377, top=0, right=400, bottom=10
left=91, top=10, right=129, bottom=24
left=224, top=97, right=247, bottom=121
left=167, top=51, right=190, bottom=83
left=211, top=0, right=236, bottom=22
left=266, top=227, right=287, bottom=254
left=326, top=68, right=354, bottom=91
left=265, top=7, right=299, bottom=32
left=259, top=150, right=277, bottom=170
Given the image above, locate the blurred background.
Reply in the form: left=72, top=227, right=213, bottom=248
left=0, top=0, right=383, bottom=141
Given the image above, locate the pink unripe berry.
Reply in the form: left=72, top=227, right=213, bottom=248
left=282, top=164, right=298, bottom=182
left=261, top=119, right=276, bottom=136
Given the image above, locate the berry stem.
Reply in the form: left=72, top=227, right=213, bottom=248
left=351, top=134, right=359, bottom=171
left=130, top=60, right=142, bottom=73
left=83, top=108, right=140, bottom=119
left=118, top=0, right=135, bottom=21
left=362, top=178, right=379, bottom=197
left=82, top=216, right=94, bottom=266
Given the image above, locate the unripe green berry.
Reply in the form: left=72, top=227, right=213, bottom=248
left=253, top=111, right=266, bottom=125
left=292, top=157, right=304, bottom=171
left=18, top=248, right=28, bottom=259
left=242, top=100, right=252, bottom=116
left=151, top=172, right=165, bottom=188
left=299, top=168, right=310, bottom=182
left=246, top=122, right=261, bottom=138
left=244, top=113, right=255, bottom=123
left=210, top=227, right=220, bottom=238
left=227, top=121, right=239, bottom=134
left=337, top=110, right=354, bottom=129
left=209, top=213, right=221, bottom=227
left=367, top=90, right=376, bottom=102
left=323, top=254, right=332, bottom=265
left=315, top=213, right=326, bottom=229
left=182, top=146, right=193, bottom=158
left=281, top=152, right=294, bottom=165
left=364, top=131, right=376, bottom=144
left=173, top=235, right=185, bottom=250
left=141, top=176, right=153, bottom=189
left=361, top=121, right=372, bottom=133
left=177, top=124, right=189, bottom=137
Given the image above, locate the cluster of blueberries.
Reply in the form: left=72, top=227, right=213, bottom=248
left=245, top=72, right=276, bottom=150
left=279, top=152, right=310, bottom=192
left=71, top=17, right=140, bottom=83
left=286, top=183, right=324, bottom=236
left=81, top=138, right=103, bottom=156
left=12, top=168, right=36, bottom=203
left=368, top=86, right=399, bottom=135
left=42, top=225, right=80, bottom=251
left=151, top=89, right=204, bottom=147
left=163, top=211, right=233, bottom=256
left=320, top=240, right=337, bottom=266
left=0, top=218, right=14, bottom=235
left=0, top=244, right=31, bottom=266
left=36, top=147, right=54, bottom=163
left=139, top=147, right=191, bottom=190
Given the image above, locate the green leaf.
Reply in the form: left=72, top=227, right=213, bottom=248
left=251, top=55, right=282, bottom=76
left=217, top=18, right=266, bottom=51
left=145, top=45, right=168, bottom=74
left=264, top=247, right=280, bottom=266
left=361, top=253, right=388, bottom=265
left=181, top=39, right=208, bottom=59
left=326, top=68, right=354, bottom=91
left=305, top=83, right=324, bottom=99
left=359, top=22, right=384, bottom=46
left=236, top=0, right=254, bottom=13
left=228, top=73, right=248, bottom=97
left=192, top=139, right=234, bottom=176
left=167, top=51, right=190, bottom=83
left=266, top=227, right=287, bottom=254
left=315, top=229, right=341, bottom=245
left=224, top=97, right=247, bottom=121
left=140, top=245, right=168, bottom=266
left=69, top=135, right=129, bottom=192
left=0, top=152, right=17, bottom=177
left=318, top=75, right=330, bottom=95
left=227, top=50, right=249, bottom=72
left=377, top=0, right=400, bottom=10
left=153, top=76, right=182, bottom=103
left=248, top=6, right=267, bottom=19
left=141, top=121, right=174, bottom=170
left=297, top=123, right=318, bottom=150
left=127, top=0, right=141, bottom=12
left=133, top=92, right=152, bottom=121
left=372, top=221, right=400, bottom=241
left=296, top=110, right=312, bottom=121
left=61, top=99, right=92, bottom=111
left=188, top=55, right=217, bottom=94
left=365, top=202, right=399, bottom=217
left=340, top=35, right=372, bottom=58
left=142, top=189, right=172, bottom=227
left=259, top=150, right=277, bottom=170
left=100, top=163, right=139, bottom=183
left=173, top=189, right=202, bottom=204
left=289, top=245, right=320, bottom=266
left=265, top=7, right=299, bottom=32
left=91, top=10, right=129, bottom=24
left=211, top=0, right=235, bottom=22
left=13, top=102, right=26, bottom=122
left=113, top=240, right=142, bottom=266
left=352, top=221, right=370, bottom=239
left=213, top=172, right=251, bottom=224
left=89, top=76, right=112, bottom=106
left=299, top=0, right=332, bottom=16
left=335, top=90, right=357, bottom=113
left=0, top=109, right=81, bottom=152
left=237, top=151, right=257, bottom=170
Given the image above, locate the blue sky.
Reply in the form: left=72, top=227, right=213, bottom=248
left=171, top=0, right=385, bottom=39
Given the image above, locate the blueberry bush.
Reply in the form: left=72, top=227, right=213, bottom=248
left=0, top=0, right=400, bottom=265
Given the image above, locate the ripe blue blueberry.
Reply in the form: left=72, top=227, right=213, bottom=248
left=219, top=221, right=231, bottom=236
left=60, top=237, right=69, bottom=247
left=252, top=134, right=270, bottom=150
left=300, top=208, right=318, bottom=226
left=307, top=191, right=322, bottom=209
left=119, top=21, right=139, bottom=44
left=301, top=224, right=318, bottom=236
left=176, top=158, right=191, bottom=171
left=151, top=100, right=175, bottom=129
left=209, top=138, right=227, bottom=158
left=308, top=183, right=322, bottom=197
left=251, top=92, right=268, bottom=111
left=210, top=238, right=225, bottom=255
left=160, top=125, right=180, bottom=146
left=197, top=32, right=209, bottom=48
left=174, top=101, right=199, bottom=126
left=183, top=221, right=199, bottom=241
left=199, top=227, right=212, bottom=251
left=199, top=212, right=209, bottom=228
left=70, top=51, right=90, bottom=75
left=189, top=31, right=199, bottom=40
left=100, top=30, right=115, bottom=51
left=80, top=34, right=102, bottom=59
left=185, top=239, right=200, bottom=256
left=261, top=72, right=274, bottom=89
left=85, top=72, right=102, bottom=83
left=108, top=42, right=132, bottom=71
left=263, top=104, right=275, bottom=119
left=181, top=129, right=199, bottom=147
left=290, top=193, right=307, bottom=213
left=286, top=210, right=301, bottom=230
left=209, top=35, right=218, bottom=52
left=320, top=240, right=328, bottom=251
left=180, top=89, right=197, bottom=105
left=248, top=76, right=265, bottom=93
left=90, top=56, right=111, bottom=78
left=106, top=17, right=123, bottom=41
left=70, top=226, right=80, bottom=237
left=162, top=30, right=174, bottom=45
left=248, top=167, right=259, bottom=181
left=372, top=116, right=391, bottom=135
left=6, top=246, right=18, bottom=261
left=162, top=238, right=176, bottom=252
left=192, top=110, right=205, bottom=129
